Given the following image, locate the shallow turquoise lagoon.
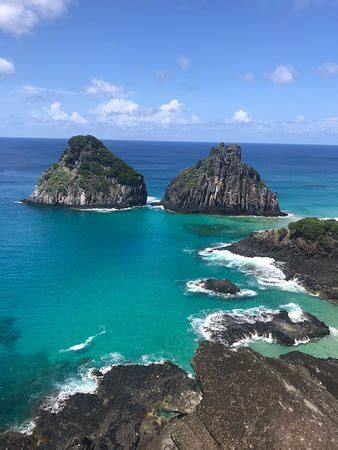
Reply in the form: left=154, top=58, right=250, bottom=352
left=0, top=138, right=337, bottom=428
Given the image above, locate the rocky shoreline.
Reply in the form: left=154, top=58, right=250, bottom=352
left=228, top=218, right=338, bottom=303
left=1, top=341, right=337, bottom=449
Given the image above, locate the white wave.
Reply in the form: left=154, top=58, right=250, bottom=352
left=146, top=196, right=164, bottom=209
left=140, top=354, right=167, bottom=365
left=320, top=217, right=338, bottom=221
left=147, top=195, right=161, bottom=203
left=61, top=330, right=106, bottom=352
left=42, top=366, right=98, bottom=414
left=231, top=331, right=275, bottom=348
left=199, top=244, right=304, bottom=292
left=186, top=279, right=257, bottom=298
left=293, top=337, right=311, bottom=346
left=280, top=303, right=306, bottom=323
left=190, top=303, right=307, bottom=347
left=12, top=419, right=36, bottom=436
left=73, top=206, right=140, bottom=213
left=329, top=327, right=338, bottom=336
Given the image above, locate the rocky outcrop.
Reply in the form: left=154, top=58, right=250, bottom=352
left=1, top=342, right=337, bottom=449
left=203, top=278, right=240, bottom=295
left=160, top=143, right=285, bottom=216
left=201, top=307, right=330, bottom=346
left=228, top=217, right=338, bottom=303
left=25, top=135, right=147, bottom=208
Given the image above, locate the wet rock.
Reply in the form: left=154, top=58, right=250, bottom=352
left=161, top=143, right=285, bottom=216
left=202, top=308, right=330, bottom=346
left=203, top=278, right=240, bottom=295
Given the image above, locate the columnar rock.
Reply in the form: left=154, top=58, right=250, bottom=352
left=25, top=135, right=147, bottom=208
left=161, top=143, right=284, bottom=216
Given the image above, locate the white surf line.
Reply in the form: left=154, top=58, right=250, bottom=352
left=186, top=279, right=257, bottom=298
left=61, top=330, right=106, bottom=353
left=199, top=243, right=305, bottom=293
left=190, top=303, right=309, bottom=348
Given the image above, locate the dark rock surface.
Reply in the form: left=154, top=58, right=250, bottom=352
left=0, top=362, right=201, bottom=449
left=203, top=278, right=240, bottom=295
left=228, top=218, right=338, bottom=303
left=1, top=342, right=337, bottom=449
left=160, top=143, right=285, bottom=216
left=25, top=135, right=147, bottom=208
left=202, top=308, right=330, bottom=346
left=281, top=351, right=338, bottom=399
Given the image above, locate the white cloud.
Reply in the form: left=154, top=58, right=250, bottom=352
left=242, top=72, right=255, bottom=81
left=317, top=62, right=338, bottom=76
left=96, top=98, right=139, bottom=117
left=95, top=97, right=200, bottom=129
left=0, top=0, right=72, bottom=35
left=0, top=57, right=15, bottom=75
left=22, top=84, right=76, bottom=97
left=69, top=111, right=87, bottom=125
left=269, top=65, right=295, bottom=84
left=178, top=55, right=191, bottom=70
left=85, top=79, right=124, bottom=98
left=159, top=98, right=181, bottom=113
left=296, top=115, right=305, bottom=123
left=48, top=101, right=87, bottom=124
left=232, top=109, right=252, bottom=124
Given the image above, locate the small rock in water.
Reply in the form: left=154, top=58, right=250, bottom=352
left=203, top=278, right=240, bottom=295
left=204, top=308, right=330, bottom=346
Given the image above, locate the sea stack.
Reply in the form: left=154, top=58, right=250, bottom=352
left=25, top=135, right=147, bottom=208
left=161, top=143, right=284, bottom=216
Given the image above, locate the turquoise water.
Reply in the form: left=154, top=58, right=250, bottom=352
left=0, top=138, right=337, bottom=428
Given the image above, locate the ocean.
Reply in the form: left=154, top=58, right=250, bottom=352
left=0, top=138, right=337, bottom=430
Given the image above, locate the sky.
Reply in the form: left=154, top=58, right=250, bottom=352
left=0, top=0, right=338, bottom=143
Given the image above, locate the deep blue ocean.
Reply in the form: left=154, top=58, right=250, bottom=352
left=0, top=138, right=337, bottom=430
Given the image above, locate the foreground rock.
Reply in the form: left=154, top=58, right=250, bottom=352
left=160, top=143, right=285, bottom=216
left=228, top=217, right=338, bottom=303
left=25, top=135, right=147, bottom=208
left=1, top=342, right=337, bottom=449
left=201, top=307, right=330, bottom=346
left=0, top=362, right=201, bottom=449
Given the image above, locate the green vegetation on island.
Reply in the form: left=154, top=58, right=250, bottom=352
left=26, top=135, right=147, bottom=208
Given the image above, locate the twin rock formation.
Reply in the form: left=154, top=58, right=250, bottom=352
left=26, top=136, right=284, bottom=216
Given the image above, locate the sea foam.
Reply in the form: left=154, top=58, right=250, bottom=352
left=199, top=244, right=304, bottom=292
left=190, top=303, right=307, bottom=348
left=186, top=279, right=257, bottom=298
left=61, top=330, right=106, bottom=352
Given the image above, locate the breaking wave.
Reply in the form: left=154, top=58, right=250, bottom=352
left=199, top=244, right=304, bottom=292
left=61, top=330, right=106, bottom=352
left=147, top=195, right=164, bottom=209
left=186, top=279, right=257, bottom=298
left=190, top=303, right=307, bottom=347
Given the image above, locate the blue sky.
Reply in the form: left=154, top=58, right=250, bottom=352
left=1, top=0, right=338, bottom=143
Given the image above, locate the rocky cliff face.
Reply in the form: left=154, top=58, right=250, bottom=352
left=25, top=135, right=147, bottom=208
left=161, top=143, right=284, bottom=216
